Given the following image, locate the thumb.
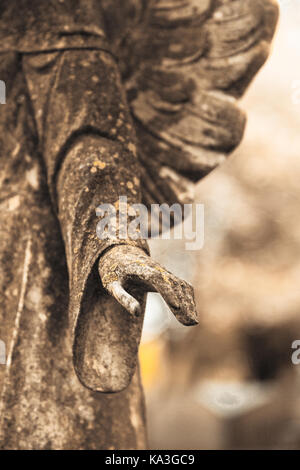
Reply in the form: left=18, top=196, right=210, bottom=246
left=107, top=281, right=142, bottom=317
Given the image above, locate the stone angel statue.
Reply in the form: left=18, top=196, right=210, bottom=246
left=0, top=0, right=278, bottom=449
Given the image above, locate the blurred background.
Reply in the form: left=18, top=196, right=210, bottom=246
left=139, top=1, right=300, bottom=450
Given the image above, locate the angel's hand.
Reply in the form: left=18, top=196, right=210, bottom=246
left=98, top=244, right=198, bottom=326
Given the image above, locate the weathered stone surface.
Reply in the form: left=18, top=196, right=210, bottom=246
left=0, top=49, right=148, bottom=450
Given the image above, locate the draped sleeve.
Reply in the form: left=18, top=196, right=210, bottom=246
left=22, top=47, right=149, bottom=392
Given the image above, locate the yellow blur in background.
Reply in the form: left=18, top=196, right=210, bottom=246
left=139, top=339, right=164, bottom=390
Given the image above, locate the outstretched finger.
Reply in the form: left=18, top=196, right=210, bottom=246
left=148, top=270, right=198, bottom=326
left=174, top=280, right=198, bottom=326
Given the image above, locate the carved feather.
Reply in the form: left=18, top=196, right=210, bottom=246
left=114, top=0, right=279, bottom=217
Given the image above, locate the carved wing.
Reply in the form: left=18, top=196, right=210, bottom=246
left=115, top=0, right=278, bottom=214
